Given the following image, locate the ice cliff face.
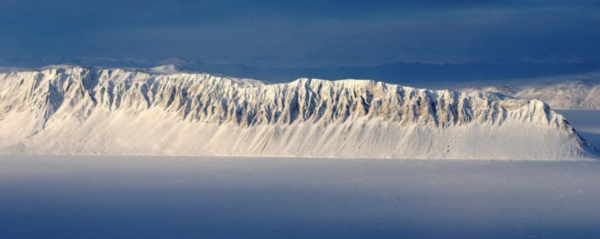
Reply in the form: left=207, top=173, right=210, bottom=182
left=0, top=65, right=596, bottom=160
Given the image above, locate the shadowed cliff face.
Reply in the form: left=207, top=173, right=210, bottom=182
left=0, top=66, right=595, bottom=159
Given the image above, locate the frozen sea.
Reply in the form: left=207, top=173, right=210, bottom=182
left=0, top=110, right=598, bottom=239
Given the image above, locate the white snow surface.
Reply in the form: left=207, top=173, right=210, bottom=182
left=0, top=66, right=596, bottom=160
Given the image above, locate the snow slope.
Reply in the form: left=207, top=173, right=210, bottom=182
left=476, top=79, right=600, bottom=110
left=0, top=65, right=596, bottom=160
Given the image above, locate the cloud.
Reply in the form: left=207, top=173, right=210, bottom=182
left=0, top=0, right=599, bottom=66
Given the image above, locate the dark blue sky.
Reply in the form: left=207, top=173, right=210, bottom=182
left=1, top=0, right=600, bottom=67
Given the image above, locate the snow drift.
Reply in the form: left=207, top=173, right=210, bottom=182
left=0, top=65, right=596, bottom=160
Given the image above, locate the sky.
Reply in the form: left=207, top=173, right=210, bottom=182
left=1, top=0, right=600, bottom=68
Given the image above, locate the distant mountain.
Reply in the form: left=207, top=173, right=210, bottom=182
left=2, top=57, right=599, bottom=89
left=472, top=79, right=600, bottom=110
left=184, top=61, right=600, bottom=89
left=0, top=65, right=595, bottom=160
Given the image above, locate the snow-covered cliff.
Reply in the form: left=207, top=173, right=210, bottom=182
left=0, top=65, right=596, bottom=160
